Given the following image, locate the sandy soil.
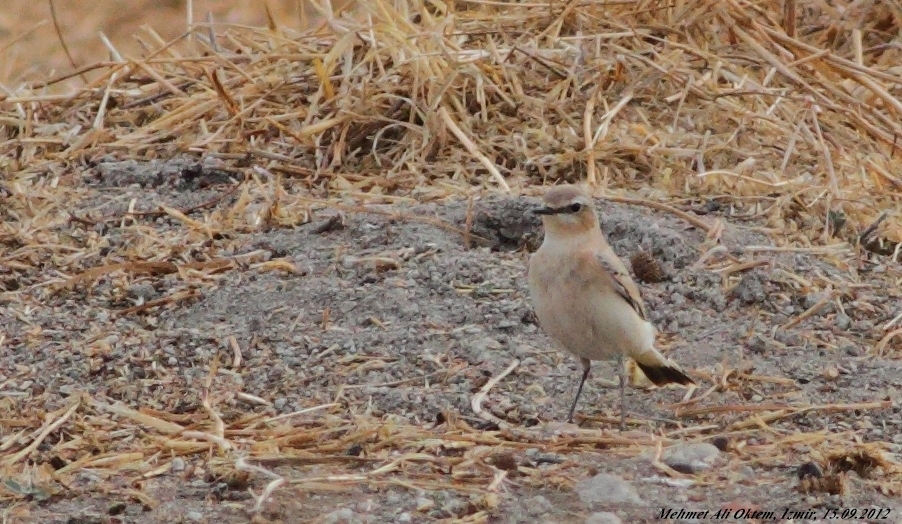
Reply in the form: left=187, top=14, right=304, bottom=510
left=2, top=159, right=901, bottom=523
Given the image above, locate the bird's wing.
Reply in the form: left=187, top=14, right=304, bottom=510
left=575, top=250, right=649, bottom=321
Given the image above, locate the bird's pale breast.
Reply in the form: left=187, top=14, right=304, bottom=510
left=528, top=246, right=654, bottom=362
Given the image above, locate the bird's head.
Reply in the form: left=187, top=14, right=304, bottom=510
left=531, top=185, right=600, bottom=239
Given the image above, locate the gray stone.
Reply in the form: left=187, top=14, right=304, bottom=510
left=734, top=273, right=766, bottom=304
left=585, top=512, right=623, bottom=524
left=323, top=508, right=356, bottom=524
left=803, top=291, right=834, bottom=313
left=835, top=313, right=851, bottom=331
left=170, top=457, right=186, bottom=472
left=468, top=337, right=502, bottom=361
left=415, top=495, right=433, bottom=511
left=127, top=283, right=157, bottom=301
left=663, top=442, right=721, bottom=472
left=523, top=495, right=554, bottom=516
left=576, top=473, right=645, bottom=507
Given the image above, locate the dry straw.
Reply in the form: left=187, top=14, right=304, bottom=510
left=2, top=0, right=902, bottom=514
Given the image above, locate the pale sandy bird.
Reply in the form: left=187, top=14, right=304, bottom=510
left=527, top=185, right=695, bottom=430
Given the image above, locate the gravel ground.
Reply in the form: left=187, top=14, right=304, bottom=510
left=2, top=160, right=902, bottom=523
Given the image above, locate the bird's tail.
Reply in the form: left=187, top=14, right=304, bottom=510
left=627, top=348, right=695, bottom=389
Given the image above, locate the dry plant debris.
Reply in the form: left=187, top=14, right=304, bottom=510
left=630, top=250, right=666, bottom=284
left=2, top=0, right=902, bottom=521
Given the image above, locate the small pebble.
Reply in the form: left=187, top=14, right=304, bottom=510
left=126, top=283, right=156, bottom=301
left=585, top=512, right=623, bottom=524
left=803, top=292, right=833, bottom=312
left=844, top=345, right=862, bottom=356
left=576, top=473, right=645, bottom=507
left=738, top=465, right=756, bottom=480
left=471, top=337, right=502, bottom=355
left=711, top=436, right=729, bottom=451
left=734, top=273, right=766, bottom=304
left=523, top=495, right=553, bottom=516
left=170, top=457, right=186, bottom=472
left=186, top=511, right=203, bottom=521
left=835, top=313, right=852, bottom=331
left=416, top=496, right=434, bottom=511
left=323, top=508, right=355, bottom=524
left=663, top=443, right=721, bottom=473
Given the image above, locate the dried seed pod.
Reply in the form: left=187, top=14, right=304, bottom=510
left=630, top=250, right=666, bottom=283
left=798, top=471, right=846, bottom=495
left=796, top=460, right=845, bottom=495
left=488, top=451, right=518, bottom=471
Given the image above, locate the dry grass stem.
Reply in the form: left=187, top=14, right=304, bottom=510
left=471, top=359, right=520, bottom=428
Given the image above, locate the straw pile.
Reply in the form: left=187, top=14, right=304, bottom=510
left=2, top=0, right=902, bottom=517
left=4, top=0, right=902, bottom=240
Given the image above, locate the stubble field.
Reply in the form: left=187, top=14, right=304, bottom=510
left=2, top=1, right=902, bottom=523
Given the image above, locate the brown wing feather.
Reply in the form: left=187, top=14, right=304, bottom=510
left=592, top=253, right=648, bottom=321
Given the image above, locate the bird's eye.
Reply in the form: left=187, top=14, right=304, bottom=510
left=568, top=203, right=583, bottom=213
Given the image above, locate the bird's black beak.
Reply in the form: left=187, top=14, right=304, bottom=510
left=531, top=205, right=556, bottom=216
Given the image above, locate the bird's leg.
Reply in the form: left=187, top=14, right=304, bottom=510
left=567, top=358, right=591, bottom=423
left=618, top=355, right=627, bottom=432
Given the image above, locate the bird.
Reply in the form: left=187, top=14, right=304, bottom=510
left=526, top=184, right=695, bottom=430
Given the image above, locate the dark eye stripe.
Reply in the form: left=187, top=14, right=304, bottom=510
left=538, top=202, right=585, bottom=215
